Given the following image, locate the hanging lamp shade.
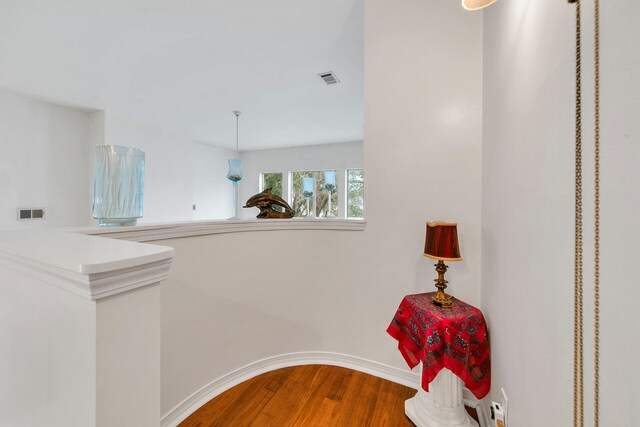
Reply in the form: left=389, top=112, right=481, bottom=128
left=227, top=111, right=243, bottom=220
left=227, top=111, right=243, bottom=182
left=461, top=0, right=497, bottom=11
left=302, top=177, right=315, bottom=198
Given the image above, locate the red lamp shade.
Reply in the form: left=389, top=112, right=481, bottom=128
left=424, top=222, right=462, bottom=261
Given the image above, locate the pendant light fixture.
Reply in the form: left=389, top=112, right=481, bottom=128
left=461, top=0, right=497, bottom=11
left=227, top=111, right=243, bottom=220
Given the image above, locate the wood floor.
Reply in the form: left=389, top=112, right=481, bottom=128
left=179, top=365, right=478, bottom=427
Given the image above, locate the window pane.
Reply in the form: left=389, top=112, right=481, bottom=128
left=261, top=172, right=283, bottom=198
left=291, top=171, right=315, bottom=217
left=347, top=169, right=364, bottom=219
left=290, top=170, right=338, bottom=217
left=316, top=170, right=338, bottom=218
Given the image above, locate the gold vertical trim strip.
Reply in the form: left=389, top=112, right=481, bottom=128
left=593, top=0, right=601, bottom=425
left=573, top=1, right=584, bottom=426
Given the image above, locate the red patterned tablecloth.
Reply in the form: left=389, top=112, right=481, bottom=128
left=387, top=292, right=491, bottom=399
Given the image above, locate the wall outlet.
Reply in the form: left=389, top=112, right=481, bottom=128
left=501, top=388, right=508, bottom=426
left=490, top=401, right=505, bottom=426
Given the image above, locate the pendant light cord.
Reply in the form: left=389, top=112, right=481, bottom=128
left=236, top=113, right=239, bottom=151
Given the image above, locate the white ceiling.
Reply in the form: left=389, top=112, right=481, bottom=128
left=0, top=0, right=364, bottom=150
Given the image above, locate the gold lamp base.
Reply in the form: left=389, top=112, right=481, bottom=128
left=430, top=260, right=453, bottom=308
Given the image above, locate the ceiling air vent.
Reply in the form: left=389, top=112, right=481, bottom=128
left=318, top=71, right=340, bottom=85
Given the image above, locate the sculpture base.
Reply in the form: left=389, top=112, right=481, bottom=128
left=405, top=369, right=478, bottom=427
left=98, top=218, right=138, bottom=227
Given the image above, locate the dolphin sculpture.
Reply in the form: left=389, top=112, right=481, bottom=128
left=243, top=188, right=294, bottom=219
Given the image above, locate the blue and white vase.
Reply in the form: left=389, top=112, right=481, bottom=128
left=92, top=145, right=145, bottom=227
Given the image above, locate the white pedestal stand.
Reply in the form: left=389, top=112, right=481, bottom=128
left=405, top=369, right=478, bottom=427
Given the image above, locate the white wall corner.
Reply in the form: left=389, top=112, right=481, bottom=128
left=88, top=110, right=106, bottom=146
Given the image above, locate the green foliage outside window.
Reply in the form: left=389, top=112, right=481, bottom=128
left=261, top=172, right=283, bottom=198
left=347, top=169, right=364, bottom=219
left=291, top=171, right=338, bottom=217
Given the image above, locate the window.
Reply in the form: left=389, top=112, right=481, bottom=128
left=257, top=168, right=363, bottom=219
left=346, top=169, right=364, bottom=219
left=260, top=172, right=283, bottom=198
left=291, top=170, right=338, bottom=218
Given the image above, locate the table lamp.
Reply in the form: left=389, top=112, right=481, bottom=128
left=423, top=221, right=462, bottom=307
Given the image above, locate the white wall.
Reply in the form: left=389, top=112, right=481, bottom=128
left=96, top=285, right=161, bottom=427
left=0, top=96, right=199, bottom=229
left=0, top=92, right=361, bottom=227
left=103, top=113, right=195, bottom=224
left=0, top=228, right=171, bottom=427
left=0, top=264, right=96, bottom=426
left=0, top=91, right=91, bottom=231
left=101, top=114, right=242, bottom=223
left=192, top=142, right=238, bottom=220
left=0, top=94, right=259, bottom=227
left=160, top=0, right=483, bottom=416
left=482, top=0, right=640, bottom=425
left=364, top=0, right=482, bottom=379
left=239, top=141, right=363, bottom=218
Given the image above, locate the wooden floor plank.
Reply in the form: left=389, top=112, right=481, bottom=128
left=179, top=364, right=475, bottom=427
left=210, top=385, right=275, bottom=427
left=249, top=364, right=322, bottom=426
left=283, top=366, right=343, bottom=427
left=333, top=370, right=384, bottom=426
left=181, top=370, right=280, bottom=427
left=325, top=367, right=354, bottom=403
left=179, top=378, right=256, bottom=427
left=369, top=380, right=415, bottom=427
left=263, top=366, right=294, bottom=393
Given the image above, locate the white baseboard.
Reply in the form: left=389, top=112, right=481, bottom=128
left=160, top=351, right=488, bottom=427
left=160, top=351, right=420, bottom=427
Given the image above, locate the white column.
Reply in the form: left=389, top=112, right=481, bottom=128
left=405, top=369, right=479, bottom=427
left=96, top=284, right=161, bottom=427
left=0, top=231, right=174, bottom=427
